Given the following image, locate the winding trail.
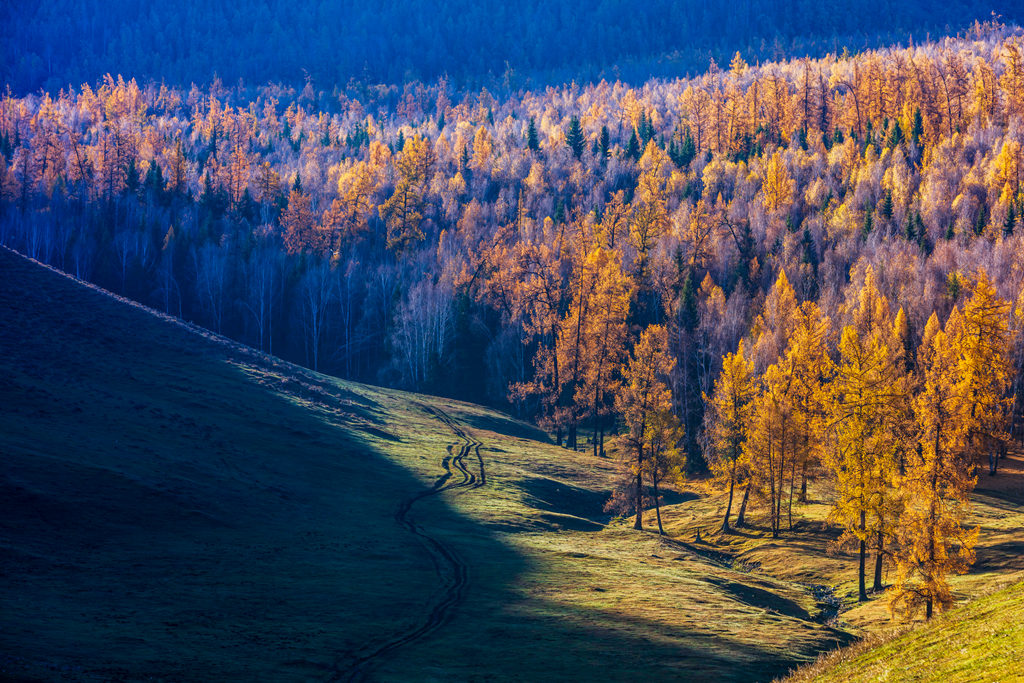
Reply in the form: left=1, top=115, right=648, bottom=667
left=335, top=405, right=485, bottom=682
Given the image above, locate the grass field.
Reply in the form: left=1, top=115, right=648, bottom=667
left=2, top=247, right=1021, bottom=682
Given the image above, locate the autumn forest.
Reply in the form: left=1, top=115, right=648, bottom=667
left=5, top=11, right=1024, bottom=678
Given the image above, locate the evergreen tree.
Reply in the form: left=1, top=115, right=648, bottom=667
left=599, top=125, right=610, bottom=160
left=527, top=117, right=540, bottom=152
left=566, top=116, right=585, bottom=159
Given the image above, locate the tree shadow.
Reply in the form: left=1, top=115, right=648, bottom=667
left=458, top=411, right=553, bottom=443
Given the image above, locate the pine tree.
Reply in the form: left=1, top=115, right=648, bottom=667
left=626, top=129, right=640, bottom=159
left=566, top=116, right=585, bottom=159
left=599, top=125, right=610, bottom=160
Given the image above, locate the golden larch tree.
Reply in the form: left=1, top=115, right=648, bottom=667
left=705, top=339, right=755, bottom=531
left=890, top=310, right=979, bottom=620
left=615, top=325, right=677, bottom=532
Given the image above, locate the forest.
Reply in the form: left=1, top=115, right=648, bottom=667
left=3, top=0, right=1024, bottom=93
left=4, top=21, right=1024, bottom=621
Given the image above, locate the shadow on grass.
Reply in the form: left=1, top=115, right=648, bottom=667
left=516, top=475, right=612, bottom=524
left=704, top=576, right=813, bottom=620
left=458, top=411, right=552, bottom=443
left=974, top=540, right=1024, bottom=572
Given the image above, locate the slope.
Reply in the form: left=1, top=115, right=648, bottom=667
left=784, top=580, right=1024, bottom=682
left=0, top=247, right=849, bottom=681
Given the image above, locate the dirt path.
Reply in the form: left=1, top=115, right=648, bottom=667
left=335, top=406, right=485, bottom=681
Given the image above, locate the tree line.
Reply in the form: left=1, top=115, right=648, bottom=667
left=707, top=266, right=1017, bottom=619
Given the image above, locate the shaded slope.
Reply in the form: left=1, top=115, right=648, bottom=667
left=0, top=247, right=490, bottom=680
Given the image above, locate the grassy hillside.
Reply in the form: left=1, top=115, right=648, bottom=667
left=784, top=580, right=1024, bottom=682
left=0, top=247, right=851, bottom=681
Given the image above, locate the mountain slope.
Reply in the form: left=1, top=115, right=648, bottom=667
left=0, top=247, right=849, bottom=681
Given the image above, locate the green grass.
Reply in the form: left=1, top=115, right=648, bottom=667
left=0, top=248, right=853, bottom=681
left=783, top=580, right=1024, bottom=682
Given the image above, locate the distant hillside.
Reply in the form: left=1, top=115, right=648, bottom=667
left=785, top=580, right=1024, bottom=681
left=2, top=0, right=1022, bottom=92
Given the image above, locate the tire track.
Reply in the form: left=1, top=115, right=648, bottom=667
left=335, top=405, right=485, bottom=681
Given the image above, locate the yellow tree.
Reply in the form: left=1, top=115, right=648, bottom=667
left=705, top=340, right=755, bottom=531
left=761, top=149, right=794, bottom=214
left=827, top=267, right=909, bottom=599
left=991, top=140, right=1023, bottom=207
left=496, top=235, right=570, bottom=444
left=556, top=237, right=600, bottom=450
left=629, top=141, right=671, bottom=277
left=958, top=269, right=1013, bottom=475
left=1001, top=40, right=1024, bottom=121
left=616, top=325, right=677, bottom=532
left=744, top=357, right=793, bottom=538
left=679, top=85, right=712, bottom=152
left=324, top=160, right=377, bottom=255
left=890, top=310, right=978, bottom=620
left=254, top=160, right=281, bottom=206
left=281, top=189, right=328, bottom=256
left=644, top=408, right=687, bottom=535
left=597, top=190, right=630, bottom=250
left=577, top=248, right=634, bottom=457
left=750, top=269, right=800, bottom=372
left=786, top=302, right=832, bottom=516
left=745, top=300, right=830, bottom=538
left=380, top=135, right=434, bottom=253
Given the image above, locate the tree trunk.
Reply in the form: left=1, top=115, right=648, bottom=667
left=653, top=474, right=664, bottom=535
left=925, top=597, right=933, bottom=620
left=736, top=482, right=750, bottom=527
left=721, top=471, right=735, bottom=532
left=799, top=460, right=808, bottom=502
left=787, top=456, right=796, bottom=530
left=633, top=447, right=644, bottom=530
left=873, top=525, right=884, bottom=592
left=858, top=509, right=868, bottom=601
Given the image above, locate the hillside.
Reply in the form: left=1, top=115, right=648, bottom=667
left=0, top=247, right=851, bottom=681
left=784, top=580, right=1024, bottom=682
left=5, top=1, right=1021, bottom=93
